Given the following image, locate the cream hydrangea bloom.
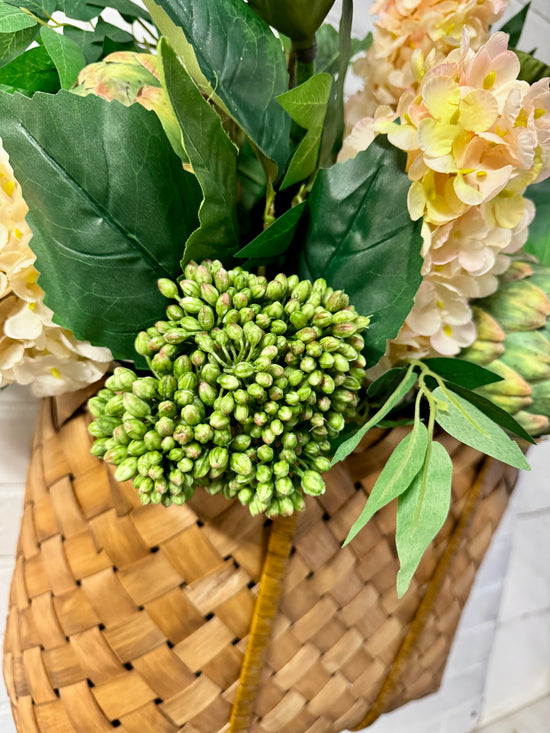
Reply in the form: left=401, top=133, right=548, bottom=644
left=346, top=0, right=509, bottom=125
left=341, top=31, right=549, bottom=359
left=0, top=139, right=112, bottom=396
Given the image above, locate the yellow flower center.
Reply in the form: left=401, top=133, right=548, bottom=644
left=50, top=367, right=61, bottom=379
left=2, top=180, right=15, bottom=196
left=483, top=71, right=496, bottom=90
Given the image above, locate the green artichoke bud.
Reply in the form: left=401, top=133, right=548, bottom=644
left=462, top=260, right=550, bottom=435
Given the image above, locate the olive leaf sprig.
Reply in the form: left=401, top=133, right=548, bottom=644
left=340, top=359, right=533, bottom=597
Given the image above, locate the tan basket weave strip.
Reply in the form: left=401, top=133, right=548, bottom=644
left=3, top=390, right=519, bottom=733
left=229, top=514, right=298, bottom=732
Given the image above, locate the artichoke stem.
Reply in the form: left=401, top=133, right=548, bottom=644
left=288, top=37, right=316, bottom=89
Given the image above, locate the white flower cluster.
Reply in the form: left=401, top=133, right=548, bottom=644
left=0, top=140, right=112, bottom=396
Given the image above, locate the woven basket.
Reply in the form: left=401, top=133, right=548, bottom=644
left=3, top=385, right=519, bottom=733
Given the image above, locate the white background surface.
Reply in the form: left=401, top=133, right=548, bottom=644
left=1, top=1, right=550, bottom=731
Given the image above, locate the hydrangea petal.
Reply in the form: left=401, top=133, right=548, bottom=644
left=418, top=118, right=460, bottom=156
left=459, top=89, right=499, bottom=131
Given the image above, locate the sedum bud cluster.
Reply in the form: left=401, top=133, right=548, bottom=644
left=87, top=261, right=369, bottom=517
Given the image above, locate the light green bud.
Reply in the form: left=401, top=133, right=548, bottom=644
left=292, top=492, right=306, bottom=512
left=253, top=411, right=268, bottom=427
left=194, top=423, right=214, bottom=443
left=195, top=333, right=216, bottom=354
left=313, top=456, right=331, bottom=472
left=214, top=268, right=230, bottom=292
left=122, top=418, right=147, bottom=440
left=180, top=278, right=201, bottom=297
left=230, top=452, right=253, bottom=476
left=127, top=439, right=148, bottom=457
left=114, top=457, right=138, bottom=482
left=273, top=461, right=289, bottom=478
left=158, top=278, right=180, bottom=299
left=182, top=404, right=203, bottom=426
left=270, top=419, right=284, bottom=436
left=158, top=374, right=177, bottom=399
left=209, top=446, right=229, bottom=470
left=234, top=362, right=255, bottom=379
left=194, top=264, right=212, bottom=285
left=238, top=488, right=255, bottom=505
left=104, top=445, right=128, bottom=465
left=193, top=452, right=211, bottom=479
left=177, top=457, right=194, bottom=473
left=243, top=321, right=264, bottom=347
left=217, top=373, right=240, bottom=391
left=198, top=381, right=217, bottom=406
left=256, top=482, right=274, bottom=504
left=218, top=393, right=235, bottom=416
left=88, top=416, right=120, bottom=438
left=213, top=427, right=232, bottom=446
left=276, top=477, right=293, bottom=496
left=198, top=306, right=215, bottom=331
left=90, top=438, right=109, bottom=456
left=168, top=448, right=185, bottom=462
left=134, top=331, right=151, bottom=356
left=266, top=280, right=285, bottom=301
left=161, top=436, right=176, bottom=452
left=201, top=363, right=221, bottom=384
left=256, top=313, right=271, bottom=330
left=235, top=405, right=249, bottom=423
left=216, top=292, right=232, bottom=318
left=183, top=442, right=202, bottom=460
left=173, top=424, right=194, bottom=445
left=104, top=394, right=124, bottom=417
left=247, top=383, right=267, bottom=402
left=257, top=444, right=274, bottom=462
left=327, top=412, right=345, bottom=432
left=158, top=400, right=177, bottom=418
left=174, top=389, right=194, bottom=407
left=262, top=426, right=275, bottom=444
left=256, top=464, right=273, bottom=483
left=302, top=470, right=326, bottom=496
left=255, top=372, right=273, bottom=388
left=231, top=435, right=251, bottom=452
left=200, top=282, right=219, bottom=306
left=321, top=375, right=336, bottom=394
left=155, top=417, right=175, bottom=437
left=166, top=304, right=185, bottom=321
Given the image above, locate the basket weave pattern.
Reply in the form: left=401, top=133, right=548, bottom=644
left=3, top=390, right=518, bottom=733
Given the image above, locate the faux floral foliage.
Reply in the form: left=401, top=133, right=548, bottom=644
left=0, top=0, right=548, bottom=593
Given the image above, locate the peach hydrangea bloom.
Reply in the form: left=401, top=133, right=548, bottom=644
left=341, top=30, right=549, bottom=358
left=346, top=0, right=509, bottom=125
left=0, top=139, right=112, bottom=396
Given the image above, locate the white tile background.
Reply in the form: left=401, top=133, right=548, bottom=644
left=1, top=1, right=549, bottom=731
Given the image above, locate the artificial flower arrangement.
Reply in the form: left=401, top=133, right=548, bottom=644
left=0, top=0, right=549, bottom=605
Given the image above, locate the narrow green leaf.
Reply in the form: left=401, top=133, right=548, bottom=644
left=0, top=23, right=38, bottom=68
left=315, top=23, right=372, bottom=77
left=0, top=1, right=36, bottom=32
left=445, top=382, right=535, bottom=444
left=515, top=49, right=550, bottom=83
left=277, top=72, right=332, bottom=189
left=159, top=39, right=239, bottom=267
left=0, top=90, right=202, bottom=362
left=40, top=26, right=86, bottom=89
left=499, top=2, right=530, bottom=48
left=367, top=367, right=409, bottom=401
left=422, top=357, right=503, bottom=389
left=235, top=202, right=306, bottom=260
left=63, top=25, right=104, bottom=64
left=331, top=368, right=418, bottom=465
left=344, top=422, right=429, bottom=547
left=144, top=0, right=290, bottom=176
left=433, top=386, right=531, bottom=469
left=524, top=177, right=550, bottom=264
left=396, top=441, right=452, bottom=597
left=59, top=0, right=102, bottom=21
left=299, top=137, right=423, bottom=366
left=0, top=44, right=58, bottom=94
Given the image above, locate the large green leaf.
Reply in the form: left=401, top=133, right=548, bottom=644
left=0, top=23, right=37, bottom=68
left=299, top=137, right=423, bottom=366
left=0, top=1, right=36, bottom=32
left=4, top=0, right=55, bottom=17
left=315, top=22, right=372, bottom=77
left=524, top=177, right=550, bottom=264
left=343, top=422, right=428, bottom=547
left=396, top=441, right=452, bottom=597
left=433, top=386, right=530, bottom=469
left=159, top=39, right=239, bottom=267
left=0, top=91, right=201, bottom=361
left=144, top=0, right=290, bottom=176
left=40, top=25, right=86, bottom=89
left=277, top=72, right=332, bottom=189
left=0, top=44, right=58, bottom=94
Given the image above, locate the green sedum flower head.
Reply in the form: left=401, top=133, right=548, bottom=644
left=88, top=260, right=369, bottom=517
